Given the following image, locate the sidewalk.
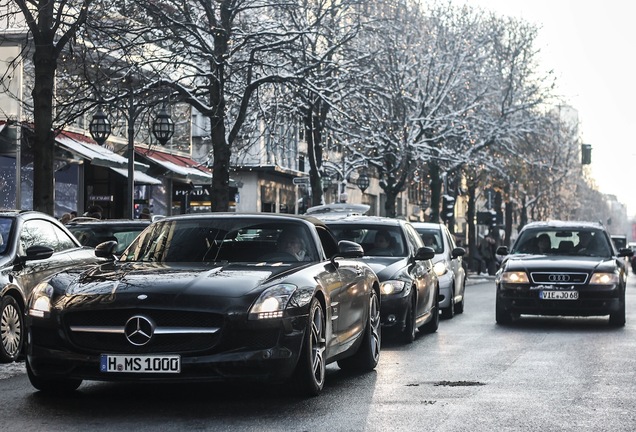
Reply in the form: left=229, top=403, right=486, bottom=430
left=465, top=271, right=496, bottom=285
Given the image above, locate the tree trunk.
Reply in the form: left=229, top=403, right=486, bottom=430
left=384, top=187, right=398, bottom=218
left=210, top=120, right=230, bottom=212
left=428, top=162, right=441, bottom=222
left=467, top=182, right=478, bottom=272
left=31, top=45, right=57, bottom=215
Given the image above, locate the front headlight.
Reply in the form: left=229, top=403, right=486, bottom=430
left=433, top=261, right=448, bottom=277
left=249, top=283, right=297, bottom=320
left=380, top=280, right=406, bottom=295
left=589, top=273, right=619, bottom=285
left=500, top=271, right=529, bottom=284
left=29, top=282, right=54, bottom=318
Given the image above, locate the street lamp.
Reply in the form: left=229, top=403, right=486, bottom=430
left=322, top=157, right=367, bottom=203
left=90, top=104, right=174, bottom=219
left=152, top=106, right=175, bottom=145
left=88, top=109, right=111, bottom=146
left=356, top=173, right=370, bottom=193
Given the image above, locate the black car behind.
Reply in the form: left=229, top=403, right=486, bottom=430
left=321, top=216, right=439, bottom=343
left=0, top=210, right=104, bottom=362
left=495, top=221, right=632, bottom=326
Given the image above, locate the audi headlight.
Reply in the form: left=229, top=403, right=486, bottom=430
left=433, top=261, right=448, bottom=277
left=249, top=283, right=297, bottom=320
left=589, top=273, right=619, bottom=285
left=500, top=271, right=529, bottom=284
left=29, top=282, right=54, bottom=318
left=380, top=280, right=406, bottom=295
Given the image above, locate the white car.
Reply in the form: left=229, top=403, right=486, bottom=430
left=412, top=222, right=466, bottom=318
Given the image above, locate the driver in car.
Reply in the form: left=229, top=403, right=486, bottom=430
left=277, top=229, right=308, bottom=261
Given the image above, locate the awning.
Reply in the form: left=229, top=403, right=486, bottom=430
left=109, top=167, right=163, bottom=185
left=136, top=148, right=212, bottom=184
left=56, top=132, right=149, bottom=171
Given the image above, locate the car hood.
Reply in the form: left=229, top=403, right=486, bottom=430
left=502, top=255, right=616, bottom=273
left=362, top=257, right=409, bottom=280
left=50, top=262, right=302, bottom=300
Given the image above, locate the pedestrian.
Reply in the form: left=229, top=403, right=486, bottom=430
left=86, top=204, right=103, bottom=219
left=139, top=207, right=152, bottom=220
left=70, top=211, right=77, bottom=220
left=59, top=213, right=72, bottom=224
left=478, top=232, right=496, bottom=276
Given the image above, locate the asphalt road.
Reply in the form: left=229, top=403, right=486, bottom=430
left=1, top=274, right=635, bottom=431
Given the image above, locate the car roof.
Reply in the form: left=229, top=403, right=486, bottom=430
left=318, top=215, right=404, bottom=227
left=157, top=212, right=331, bottom=230
left=305, top=203, right=370, bottom=217
left=520, top=220, right=606, bottom=231
left=411, top=222, right=445, bottom=229
left=66, top=219, right=151, bottom=227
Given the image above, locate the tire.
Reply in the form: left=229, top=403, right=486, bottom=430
left=609, top=294, right=626, bottom=327
left=293, top=298, right=326, bottom=396
left=26, top=358, right=82, bottom=393
left=455, top=284, right=465, bottom=314
left=419, top=287, right=439, bottom=334
left=443, top=287, right=455, bottom=319
left=338, top=289, right=381, bottom=372
left=0, top=296, right=23, bottom=363
left=495, top=298, right=513, bottom=325
left=401, top=292, right=416, bottom=344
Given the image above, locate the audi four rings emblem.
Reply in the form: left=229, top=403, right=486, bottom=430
left=548, top=274, right=571, bottom=282
left=124, top=315, right=155, bottom=346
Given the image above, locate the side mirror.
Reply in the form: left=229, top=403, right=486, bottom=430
left=451, top=247, right=466, bottom=258
left=415, top=246, right=435, bottom=261
left=24, top=245, right=55, bottom=261
left=618, top=247, right=634, bottom=258
left=95, top=240, right=118, bottom=259
left=334, top=240, right=364, bottom=259
left=496, top=246, right=509, bottom=255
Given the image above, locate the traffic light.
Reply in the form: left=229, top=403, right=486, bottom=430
left=490, top=210, right=497, bottom=227
left=441, top=195, right=455, bottom=221
left=581, top=144, right=592, bottom=165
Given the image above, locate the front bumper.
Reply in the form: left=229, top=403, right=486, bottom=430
left=27, top=314, right=307, bottom=384
left=380, top=292, right=410, bottom=329
left=496, top=283, right=623, bottom=317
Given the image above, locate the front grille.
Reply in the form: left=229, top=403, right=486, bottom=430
left=530, top=272, right=588, bottom=285
left=63, top=309, right=224, bottom=354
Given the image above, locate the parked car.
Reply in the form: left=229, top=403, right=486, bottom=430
left=495, top=221, right=632, bottom=326
left=321, top=215, right=439, bottom=343
left=611, top=234, right=629, bottom=275
left=629, top=242, right=636, bottom=273
left=26, top=214, right=381, bottom=395
left=66, top=219, right=151, bottom=256
left=411, top=222, right=466, bottom=318
left=0, top=210, right=105, bottom=362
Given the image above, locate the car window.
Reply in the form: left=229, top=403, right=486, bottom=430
left=20, top=219, right=77, bottom=254
left=512, top=228, right=611, bottom=257
left=414, top=227, right=444, bottom=253
left=328, top=225, right=405, bottom=257
left=121, top=219, right=318, bottom=263
left=0, top=217, right=13, bottom=255
left=404, top=223, right=424, bottom=255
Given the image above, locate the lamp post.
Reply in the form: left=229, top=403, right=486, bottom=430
left=90, top=100, right=174, bottom=219
left=321, top=156, right=367, bottom=203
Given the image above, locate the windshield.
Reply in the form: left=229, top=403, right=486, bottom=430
left=413, top=227, right=444, bottom=253
left=120, top=218, right=318, bottom=263
left=512, top=228, right=612, bottom=257
left=0, top=217, right=13, bottom=255
left=328, top=224, right=406, bottom=257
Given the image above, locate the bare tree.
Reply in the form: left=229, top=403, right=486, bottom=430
left=1, top=0, right=94, bottom=215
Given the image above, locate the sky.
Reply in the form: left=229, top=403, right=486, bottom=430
left=453, top=0, right=636, bottom=217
